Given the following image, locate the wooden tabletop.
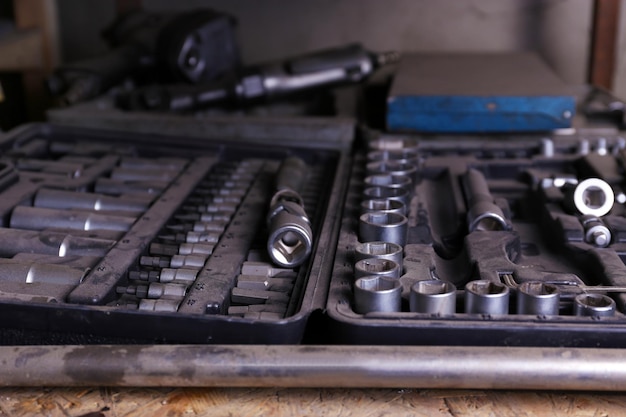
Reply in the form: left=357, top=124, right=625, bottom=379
left=1, top=387, right=625, bottom=416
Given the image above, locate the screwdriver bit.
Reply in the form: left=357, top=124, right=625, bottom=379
left=240, top=261, right=297, bottom=277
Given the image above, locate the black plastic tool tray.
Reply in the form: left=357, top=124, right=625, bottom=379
left=0, top=122, right=349, bottom=345
left=327, top=132, right=626, bottom=347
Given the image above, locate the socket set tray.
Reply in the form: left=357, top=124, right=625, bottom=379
left=327, top=131, right=626, bottom=348
left=0, top=122, right=349, bottom=345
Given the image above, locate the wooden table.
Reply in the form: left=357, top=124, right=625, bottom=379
left=0, top=387, right=624, bottom=416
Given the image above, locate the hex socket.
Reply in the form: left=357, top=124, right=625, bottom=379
left=570, top=178, right=614, bottom=217
left=354, top=241, right=403, bottom=269
left=354, top=258, right=401, bottom=280
left=360, top=199, right=406, bottom=216
left=516, top=282, right=560, bottom=316
left=573, top=293, right=615, bottom=317
left=410, top=280, right=457, bottom=315
left=464, top=280, right=510, bottom=315
left=353, top=275, right=402, bottom=314
left=359, top=212, right=408, bottom=247
left=267, top=201, right=313, bottom=268
left=366, top=160, right=418, bottom=182
left=362, top=186, right=410, bottom=211
left=367, top=148, right=420, bottom=165
left=364, top=174, right=413, bottom=194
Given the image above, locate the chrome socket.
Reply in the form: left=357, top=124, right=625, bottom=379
left=516, top=281, right=560, bottom=316
left=410, top=280, right=457, bottom=315
left=359, top=212, right=408, bottom=247
left=267, top=200, right=313, bottom=268
left=353, top=275, right=402, bottom=314
left=354, top=241, right=403, bottom=270
left=571, top=178, right=614, bottom=217
left=362, top=186, right=411, bottom=210
left=573, top=293, right=616, bottom=317
left=364, top=173, right=413, bottom=194
left=360, top=199, right=406, bottom=216
left=354, top=258, right=401, bottom=280
left=464, top=280, right=510, bottom=315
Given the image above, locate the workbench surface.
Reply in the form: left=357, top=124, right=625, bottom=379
left=0, top=387, right=624, bottom=416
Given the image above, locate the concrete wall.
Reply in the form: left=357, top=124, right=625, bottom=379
left=56, top=0, right=593, bottom=85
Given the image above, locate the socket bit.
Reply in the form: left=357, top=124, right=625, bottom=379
left=139, top=254, right=207, bottom=269
left=10, top=206, right=136, bottom=232
left=166, top=222, right=226, bottom=233
left=118, top=282, right=187, bottom=300
left=158, top=231, right=220, bottom=244
left=138, top=298, right=181, bottom=312
left=231, top=287, right=290, bottom=305
left=227, top=304, right=287, bottom=316
left=241, top=262, right=297, bottom=278
left=149, top=242, right=214, bottom=256
left=174, top=212, right=232, bottom=223
left=236, top=275, right=294, bottom=292
left=128, top=268, right=198, bottom=284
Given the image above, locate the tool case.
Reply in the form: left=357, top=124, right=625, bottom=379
left=2, top=119, right=626, bottom=350
left=326, top=129, right=626, bottom=348
left=0, top=120, right=352, bottom=345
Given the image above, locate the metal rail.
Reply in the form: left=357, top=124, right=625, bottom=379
left=2, top=344, right=626, bottom=390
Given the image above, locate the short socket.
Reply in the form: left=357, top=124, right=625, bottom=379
left=366, top=160, right=418, bottom=182
left=368, top=138, right=417, bottom=151
left=354, top=241, right=403, bottom=269
left=359, top=212, right=408, bottom=247
left=410, top=280, right=457, bottom=315
left=363, top=186, right=411, bottom=210
left=573, top=293, right=616, bottom=317
left=354, top=258, right=401, bottom=280
left=367, top=148, right=420, bottom=165
left=571, top=178, right=614, bottom=217
left=353, top=275, right=402, bottom=314
left=464, top=280, right=510, bottom=315
left=516, top=281, right=560, bottom=316
left=360, top=199, right=406, bottom=216
left=364, top=173, right=413, bottom=194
